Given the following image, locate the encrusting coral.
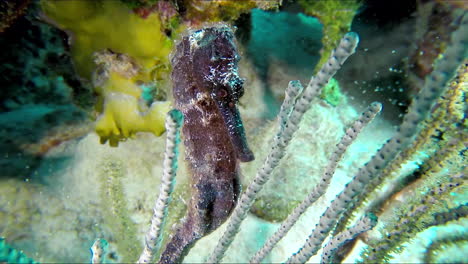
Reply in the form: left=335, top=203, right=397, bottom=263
left=298, top=0, right=361, bottom=72
left=127, top=0, right=281, bottom=26
left=179, top=0, right=279, bottom=25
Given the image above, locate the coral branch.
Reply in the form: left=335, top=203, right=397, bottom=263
left=321, top=213, right=377, bottom=264
left=287, top=15, right=468, bottom=263
left=277, top=80, right=304, bottom=130
left=138, top=109, right=183, bottom=263
left=208, top=32, right=359, bottom=264
left=250, top=102, right=381, bottom=263
left=362, top=171, right=466, bottom=262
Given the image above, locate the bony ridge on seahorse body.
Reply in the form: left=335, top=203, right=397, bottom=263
left=158, top=25, right=254, bottom=263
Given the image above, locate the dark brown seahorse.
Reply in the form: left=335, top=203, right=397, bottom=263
left=158, top=26, right=254, bottom=263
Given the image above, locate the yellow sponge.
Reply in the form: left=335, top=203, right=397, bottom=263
left=92, top=52, right=171, bottom=146
left=40, top=0, right=173, bottom=81
left=41, top=0, right=174, bottom=146
left=95, top=91, right=170, bottom=147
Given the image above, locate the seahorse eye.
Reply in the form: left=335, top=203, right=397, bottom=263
left=217, top=88, right=228, bottom=98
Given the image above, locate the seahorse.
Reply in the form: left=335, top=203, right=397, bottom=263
left=158, top=25, right=254, bottom=263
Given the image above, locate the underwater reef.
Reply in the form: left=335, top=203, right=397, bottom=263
left=0, top=0, right=467, bottom=263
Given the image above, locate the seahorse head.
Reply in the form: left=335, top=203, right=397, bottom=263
left=171, top=25, right=254, bottom=162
